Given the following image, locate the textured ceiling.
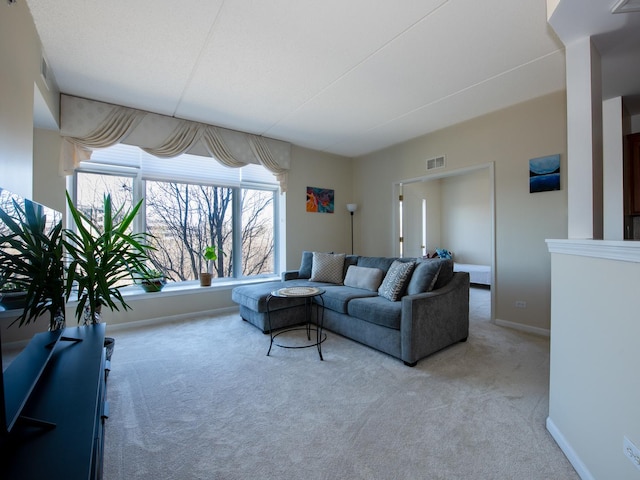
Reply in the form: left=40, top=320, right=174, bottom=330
left=25, top=0, right=571, bottom=157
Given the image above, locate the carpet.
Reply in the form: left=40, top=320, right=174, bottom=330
left=103, top=287, right=578, bottom=479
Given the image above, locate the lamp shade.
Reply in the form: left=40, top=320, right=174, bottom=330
left=346, top=203, right=358, bottom=213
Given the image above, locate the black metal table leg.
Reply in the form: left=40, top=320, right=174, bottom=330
left=316, top=294, right=324, bottom=360
left=266, top=294, right=274, bottom=356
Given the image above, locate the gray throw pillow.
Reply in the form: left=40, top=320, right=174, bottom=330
left=298, top=251, right=313, bottom=279
left=310, top=252, right=346, bottom=284
left=433, top=258, right=454, bottom=289
left=343, top=266, right=384, bottom=292
left=378, top=260, right=416, bottom=301
left=406, top=260, right=441, bottom=295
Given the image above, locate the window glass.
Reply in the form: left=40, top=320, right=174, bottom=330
left=241, top=188, right=275, bottom=276
left=73, top=144, right=279, bottom=285
left=76, top=172, right=134, bottom=229
left=145, top=181, right=234, bottom=281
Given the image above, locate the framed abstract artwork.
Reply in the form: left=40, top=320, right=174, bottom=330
left=306, top=186, right=334, bottom=213
left=529, top=154, right=560, bottom=193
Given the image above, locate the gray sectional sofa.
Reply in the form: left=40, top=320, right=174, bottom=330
left=232, top=252, right=470, bottom=366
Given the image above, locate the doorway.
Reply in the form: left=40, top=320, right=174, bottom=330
left=393, top=163, right=495, bottom=322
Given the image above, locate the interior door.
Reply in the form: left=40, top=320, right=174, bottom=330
left=402, top=183, right=427, bottom=258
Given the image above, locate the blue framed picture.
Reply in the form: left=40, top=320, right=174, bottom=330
left=529, top=154, right=560, bottom=193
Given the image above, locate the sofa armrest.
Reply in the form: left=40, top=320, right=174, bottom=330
left=282, top=270, right=301, bottom=281
left=400, top=272, right=470, bottom=365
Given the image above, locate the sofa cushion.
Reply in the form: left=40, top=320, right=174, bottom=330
left=344, top=255, right=359, bottom=277
left=232, top=279, right=331, bottom=313
left=347, top=296, right=402, bottom=329
left=433, top=258, right=454, bottom=289
left=356, top=256, right=397, bottom=273
left=406, top=260, right=441, bottom=295
left=320, top=285, right=377, bottom=313
left=310, top=252, right=346, bottom=284
left=378, top=260, right=416, bottom=301
left=298, top=251, right=314, bottom=278
left=343, top=266, right=384, bottom=292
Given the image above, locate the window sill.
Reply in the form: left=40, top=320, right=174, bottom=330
left=116, top=275, right=280, bottom=301
left=0, top=275, right=280, bottom=319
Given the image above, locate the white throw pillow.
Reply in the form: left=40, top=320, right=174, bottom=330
left=310, top=252, right=346, bottom=284
left=343, top=266, right=384, bottom=291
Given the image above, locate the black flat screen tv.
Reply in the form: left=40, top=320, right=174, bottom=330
left=0, top=187, right=64, bottom=435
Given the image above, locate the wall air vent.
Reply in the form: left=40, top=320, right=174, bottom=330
left=40, top=56, right=50, bottom=90
left=611, top=0, right=640, bottom=13
left=426, top=155, right=446, bottom=171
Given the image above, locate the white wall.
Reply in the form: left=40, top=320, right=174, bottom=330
left=441, top=169, right=491, bottom=265
left=0, top=1, right=58, bottom=200
left=284, top=145, right=355, bottom=268
left=547, top=243, right=640, bottom=479
left=354, top=91, right=568, bottom=332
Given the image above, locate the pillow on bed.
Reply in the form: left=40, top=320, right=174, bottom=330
left=343, top=266, right=384, bottom=292
left=310, top=252, right=346, bottom=284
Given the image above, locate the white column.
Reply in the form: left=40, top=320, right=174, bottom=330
left=565, top=37, right=603, bottom=239
left=603, top=97, right=624, bottom=240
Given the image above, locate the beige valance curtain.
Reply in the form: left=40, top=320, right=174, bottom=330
left=59, top=94, right=290, bottom=191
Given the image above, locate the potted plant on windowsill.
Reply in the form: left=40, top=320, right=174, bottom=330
left=64, top=192, right=155, bottom=325
left=133, top=267, right=167, bottom=292
left=0, top=282, right=28, bottom=310
left=200, top=245, right=223, bottom=287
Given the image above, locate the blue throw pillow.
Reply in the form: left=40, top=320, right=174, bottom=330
left=406, top=260, right=441, bottom=295
left=298, top=251, right=313, bottom=279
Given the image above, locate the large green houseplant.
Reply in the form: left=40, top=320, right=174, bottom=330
left=64, top=192, right=154, bottom=324
left=0, top=197, right=65, bottom=330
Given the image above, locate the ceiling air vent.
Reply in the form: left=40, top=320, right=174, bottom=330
left=611, top=0, right=640, bottom=13
left=426, top=155, right=445, bottom=171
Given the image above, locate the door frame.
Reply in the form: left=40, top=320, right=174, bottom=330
left=392, top=162, right=495, bottom=322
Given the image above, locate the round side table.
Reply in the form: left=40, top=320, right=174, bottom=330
left=266, top=286, right=326, bottom=360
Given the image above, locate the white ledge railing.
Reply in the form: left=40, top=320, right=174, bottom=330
left=546, top=239, right=640, bottom=263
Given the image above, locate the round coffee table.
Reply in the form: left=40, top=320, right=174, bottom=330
left=266, top=286, right=326, bottom=360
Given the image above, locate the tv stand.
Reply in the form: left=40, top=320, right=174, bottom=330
left=1, top=323, right=109, bottom=480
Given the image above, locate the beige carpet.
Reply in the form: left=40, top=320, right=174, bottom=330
left=103, top=287, right=578, bottom=479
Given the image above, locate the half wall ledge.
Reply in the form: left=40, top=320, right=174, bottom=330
left=546, top=239, right=640, bottom=263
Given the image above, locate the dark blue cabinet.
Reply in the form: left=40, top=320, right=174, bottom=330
left=1, top=324, right=108, bottom=479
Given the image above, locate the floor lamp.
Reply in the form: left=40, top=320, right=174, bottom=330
left=346, top=203, right=358, bottom=254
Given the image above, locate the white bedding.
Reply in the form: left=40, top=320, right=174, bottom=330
left=453, top=263, right=491, bottom=286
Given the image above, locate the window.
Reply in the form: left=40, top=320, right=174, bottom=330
left=71, top=144, right=278, bottom=285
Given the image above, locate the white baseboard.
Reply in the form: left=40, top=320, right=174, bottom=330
left=493, top=318, right=550, bottom=337
left=546, top=417, right=594, bottom=480
left=105, top=306, right=240, bottom=334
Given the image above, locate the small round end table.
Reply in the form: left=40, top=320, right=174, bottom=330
left=266, top=286, right=326, bottom=360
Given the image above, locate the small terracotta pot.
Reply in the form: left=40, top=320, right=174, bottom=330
left=200, top=272, right=212, bottom=287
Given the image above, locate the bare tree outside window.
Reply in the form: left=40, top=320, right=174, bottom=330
left=76, top=173, right=133, bottom=227
left=75, top=157, right=277, bottom=285
left=241, top=188, right=274, bottom=276
left=145, top=182, right=233, bottom=281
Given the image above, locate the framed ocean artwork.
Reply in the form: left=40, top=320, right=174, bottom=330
left=306, top=186, right=334, bottom=213
left=529, top=154, right=560, bottom=193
